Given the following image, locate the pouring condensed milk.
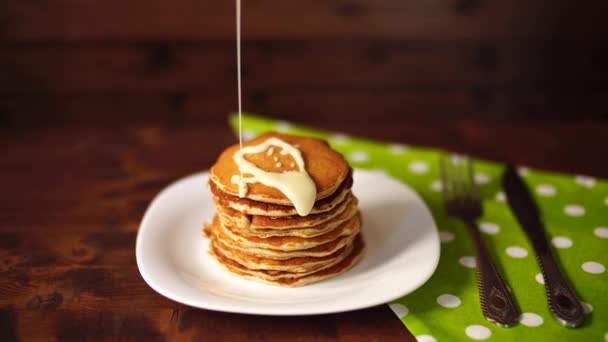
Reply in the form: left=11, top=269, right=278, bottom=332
left=202, top=0, right=364, bottom=287
left=231, top=0, right=316, bottom=217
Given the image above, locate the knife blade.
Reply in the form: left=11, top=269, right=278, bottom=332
left=502, top=165, right=585, bottom=328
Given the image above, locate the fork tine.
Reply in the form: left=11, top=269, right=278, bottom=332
left=456, top=155, right=469, bottom=201
left=455, top=154, right=466, bottom=201
left=465, top=156, right=479, bottom=201
left=440, top=155, right=450, bottom=202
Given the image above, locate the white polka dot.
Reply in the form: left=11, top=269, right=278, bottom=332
left=330, top=134, right=350, bottom=145
left=518, top=167, right=530, bottom=176
left=605, top=196, right=608, bottom=206
left=388, top=143, right=407, bottom=154
left=604, top=332, right=607, bottom=342
left=594, top=227, right=608, bottom=239
left=582, top=261, right=605, bottom=274
left=474, top=173, right=491, bottom=185
left=535, top=273, right=545, bottom=284
left=465, top=325, right=491, bottom=340
left=519, top=312, right=544, bottom=327
left=242, top=129, right=256, bottom=140
left=536, top=184, right=556, bottom=197
left=409, top=161, right=429, bottom=174
left=389, top=303, right=409, bottom=318
left=459, top=256, right=477, bottom=268
left=506, top=246, right=528, bottom=258
left=275, top=121, right=293, bottom=132
left=439, top=231, right=455, bottom=243
left=479, top=222, right=500, bottom=235
left=430, top=180, right=443, bottom=192
left=349, top=151, right=369, bottom=163
left=551, top=236, right=573, bottom=249
left=437, top=294, right=461, bottom=308
left=564, top=205, right=585, bottom=217
left=581, top=302, right=593, bottom=314
left=575, top=175, right=596, bottom=188
left=450, top=154, right=465, bottom=164
left=495, top=192, right=506, bottom=203
left=416, top=335, right=437, bottom=342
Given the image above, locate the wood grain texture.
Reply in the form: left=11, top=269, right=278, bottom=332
left=2, top=86, right=606, bottom=129
left=2, top=39, right=606, bottom=122
left=5, top=306, right=411, bottom=341
left=1, top=0, right=606, bottom=41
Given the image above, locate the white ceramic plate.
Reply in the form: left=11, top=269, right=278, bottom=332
left=136, top=169, right=440, bottom=315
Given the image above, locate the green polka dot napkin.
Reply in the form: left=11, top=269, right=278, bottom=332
left=229, top=114, right=608, bottom=341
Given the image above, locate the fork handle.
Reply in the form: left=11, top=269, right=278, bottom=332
left=466, top=219, right=520, bottom=327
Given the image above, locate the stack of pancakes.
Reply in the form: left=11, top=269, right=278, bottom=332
left=205, top=132, right=364, bottom=287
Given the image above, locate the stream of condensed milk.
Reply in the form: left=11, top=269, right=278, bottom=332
left=232, top=0, right=316, bottom=216
left=236, top=0, right=244, bottom=184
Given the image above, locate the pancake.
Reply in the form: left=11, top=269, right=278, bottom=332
left=226, top=234, right=356, bottom=260
left=208, top=240, right=354, bottom=281
left=216, top=193, right=355, bottom=231
left=211, top=236, right=352, bottom=272
left=218, top=213, right=361, bottom=251
left=211, top=234, right=365, bottom=287
left=209, top=132, right=350, bottom=205
left=210, top=221, right=358, bottom=259
left=209, top=173, right=352, bottom=217
left=229, top=197, right=359, bottom=239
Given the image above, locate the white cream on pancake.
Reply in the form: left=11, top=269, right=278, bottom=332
left=231, top=137, right=316, bottom=216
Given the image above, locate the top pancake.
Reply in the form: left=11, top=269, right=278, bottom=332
left=209, top=174, right=352, bottom=217
left=209, top=132, right=350, bottom=205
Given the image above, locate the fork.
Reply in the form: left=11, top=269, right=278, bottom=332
left=440, top=155, right=520, bottom=327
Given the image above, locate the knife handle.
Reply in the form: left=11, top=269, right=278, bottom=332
left=537, top=250, right=585, bottom=327
left=466, top=220, right=520, bottom=327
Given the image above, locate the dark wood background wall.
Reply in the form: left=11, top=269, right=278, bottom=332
left=1, top=0, right=607, bottom=129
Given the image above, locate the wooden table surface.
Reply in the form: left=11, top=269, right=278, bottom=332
left=1, top=117, right=607, bottom=341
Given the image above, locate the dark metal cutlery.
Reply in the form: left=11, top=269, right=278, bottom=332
left=502, top=165, right=585, bottom=328
left=440, top=155, right=520, bottom=327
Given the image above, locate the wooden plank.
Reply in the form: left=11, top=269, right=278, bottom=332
left=0, top=42, right=478, bottom=93
left=5, top=306, right=411, bottom=341
left=0, top=266, right=146, bottom=309
left=1, top=84, right=606, bottom=133
left=0, top=89, right=475, bottom=126
left=1, top=41, right=605, bottom=94
left=0, top=230, right=143, bottom=267
left=0, top=0, right=606, bottom=41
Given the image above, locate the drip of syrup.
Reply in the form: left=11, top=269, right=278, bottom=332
left=236, top=0, right=245, bottom=194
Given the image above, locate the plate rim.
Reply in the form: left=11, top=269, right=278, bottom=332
left=136, top=169, right=440, bottom=315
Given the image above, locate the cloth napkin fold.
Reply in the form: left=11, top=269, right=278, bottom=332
left=230, top=114, right=607, bottom=342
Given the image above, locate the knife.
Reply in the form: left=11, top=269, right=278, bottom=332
left=502, top=165, right=585, bottom=328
